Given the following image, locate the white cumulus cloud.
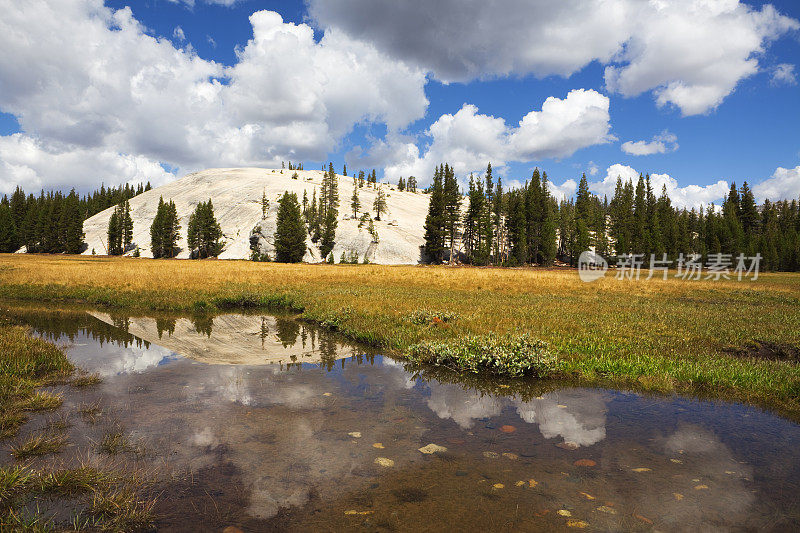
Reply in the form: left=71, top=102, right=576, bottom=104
left=0, top=1, right=428, bottom=192
left=374, top=89, right=613, bottom=185
left=753, top=165, right=800, bottom=201
left=621, top=131, right=679, bottom=156
left=770, top=63, right=797, bottom=86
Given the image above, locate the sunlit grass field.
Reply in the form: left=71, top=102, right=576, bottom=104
left=1, top=254, right=799, bottom=417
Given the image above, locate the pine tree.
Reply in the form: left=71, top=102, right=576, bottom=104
left=463, top=174, right=484, bottom=264
left=319, top=163, right=339, bottom=258
left=150, top=197, right=181, bottom=259
left=481, top=163, right=494, bottom=264
left=187, top=199, right=223, bottom=259
left=351, top=182, right=360, bottom=218
left=539, top=173, right=557, bottom=265
left=274, top=191, right=307, bottom=263
left=442, top=164, right=461, bottom=263
left=507, top=190, right=527, bottom=265
left=150, top=197, right=166, bottom=258
left=633, top=174, right=647, bottom=253
left=107, top=207, right=121, bottom=255
left=60, top=190, right=84, bottom=254
left=0, top=203, right=17, bottom=253
left=122, top=200, right=133, bottom=252
left=423, top=165, right=446, bottom=263
left=373, top=186, right=387, bottom=221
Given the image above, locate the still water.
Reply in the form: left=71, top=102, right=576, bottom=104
left=4, top=305, right=800, bottom=531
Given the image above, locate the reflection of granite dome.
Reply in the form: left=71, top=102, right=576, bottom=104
left=80, top=168, right=429, bottom=264
left=88, top=312, right=354, bottom=366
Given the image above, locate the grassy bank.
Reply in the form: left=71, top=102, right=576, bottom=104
left=0, top=316, right=155, bottom=530
left=1, top=254, right=799, bottom=418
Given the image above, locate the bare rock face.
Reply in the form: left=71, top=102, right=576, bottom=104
left=81, top=168, right=429, bottom=264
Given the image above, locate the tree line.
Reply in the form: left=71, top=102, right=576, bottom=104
left=422, top=163, right=800, bottom=271
left=0, top=182, right=150, bottom=254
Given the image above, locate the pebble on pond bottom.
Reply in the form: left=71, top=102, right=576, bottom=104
left=557, top=510, right=572, bottom=517
left=418, top=443, right=447, bottom=454
left=373, top=443, right=384, bottom=449
left=348, top=432, right=362, bottom=438
left=492, top=483, right=504, bottom=489
left=374, top=457, right=394, bottom=467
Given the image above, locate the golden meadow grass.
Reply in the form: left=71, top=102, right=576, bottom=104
left=1, top=254, right=799, bottom=417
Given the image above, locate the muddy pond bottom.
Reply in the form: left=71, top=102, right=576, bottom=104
left=5, top=306, right=800, bottom=532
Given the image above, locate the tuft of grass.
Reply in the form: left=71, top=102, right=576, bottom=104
left=22, top=391, right=63, bottom=412
left=0, top=465, right=33, bottom=505
left=0, top=411, right=27, bottom=440
left=89, top=488, right=156, bottom=531
left=409, top=334, right=558, bottom=377
left=11, top=432, right=67, bottom=460
left=71, top=372, right=102, bottom=388
left=78, top=402, right=103, bottom=424
left=98, top=431, right=131, bottom=455
left=35, top=466, right=111, bottom=496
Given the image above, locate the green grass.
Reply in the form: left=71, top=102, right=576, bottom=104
left=10, top=432, right=68, bottom=460
left=71, top=372, right=102, bottom=388
left=98, top=431, right=130, bottom=455
left=0, top=322, right=73, bottom=441
left=0, top=254, right=798, bottom=419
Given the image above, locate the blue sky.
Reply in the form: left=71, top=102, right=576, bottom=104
left=0, top=0, right=798, bottom=207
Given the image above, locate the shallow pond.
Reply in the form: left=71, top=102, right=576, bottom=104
left=4, top=305, right=800, bottom=531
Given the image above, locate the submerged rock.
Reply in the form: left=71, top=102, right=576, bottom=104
left=418, top=443, right=447, bottom=454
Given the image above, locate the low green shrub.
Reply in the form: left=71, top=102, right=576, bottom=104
left=408, top=334, right=559, bottom=377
